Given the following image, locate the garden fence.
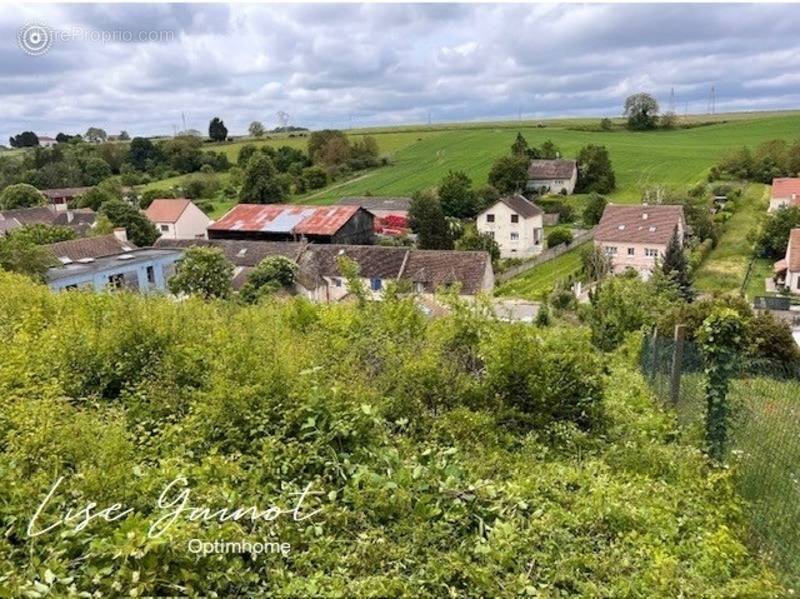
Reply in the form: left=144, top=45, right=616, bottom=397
left=641, top=328, right=800, bottom=588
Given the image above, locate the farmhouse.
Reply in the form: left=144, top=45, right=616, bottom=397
left=155, top=239, right=494, bottom=301
left=145, top=198, right=211, bottom=240
left=37, top=136, right=57, bottom=148
left=0, top=205, right=96, bottom=236
left=769, top=178, right=800, bottom=213
left=774, top=228, right=800, bottom=295
left=595, top=204, right=685, bottom=278
left=526, top=159, right=578, bottom=195
left=336, top=196, right=412, bottom=236
left=40, top=187, right=93, bottom=208
left=48, top=229, right=135, bottom=263
left=476, top=194, right=544, bottom=259
left=207, top=204, right=374, bottom=245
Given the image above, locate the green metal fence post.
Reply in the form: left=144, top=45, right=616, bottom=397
left=669, top=324, right=686, bottom=406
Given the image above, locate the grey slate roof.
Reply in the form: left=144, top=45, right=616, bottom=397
left=528, top=159, right=577, bottom=180
left=336, top=196, right=412, bottom=212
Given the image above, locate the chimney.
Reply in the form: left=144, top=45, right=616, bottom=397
left=113, top=228, right=128, bottom=243
left=642, top=213, right=649, bottom=220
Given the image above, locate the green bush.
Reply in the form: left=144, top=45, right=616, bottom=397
left=546, top=227, right=574, bottom=248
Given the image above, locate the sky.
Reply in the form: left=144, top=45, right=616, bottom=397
left=3, top=3, right=800, bottom=142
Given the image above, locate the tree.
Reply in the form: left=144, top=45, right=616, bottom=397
left=9, top=132, right=39, bottom=148
left=511, top=133, right=529, bottom=157
left=74, top=187, right=114, bottom=211
left=455, top=229, right=500, bottom=261
left=239, top=153, right=286, bottom=203
left=118, top=131, right=131, bottom=141
left=581, top=244, right=613, bottom=282
left=0, top=236, right=55, bottom=281
left=582, top=192, right=608, bottom=226
left=623, top=93, right=659, bottom=130
left=248, top=121, right=266, bottom=138
left=438, top=170, right=478, bottom=218
left=600, top=118, right=613, bottom=131
left=168, top=246, right=233, bottom=299
left=302, top=166, right=327, bottom=190
left=208, top=117, right=228, bottom=142
left=128, top=137, right=160, bottom=171
left=83, top=157, right=113, bottom=185
left=661, top=227, right=693, bottom=301
left=540, top=139, right=560, bottom=159
left=575, top=144, right=616, bottom=193
left=755, top=205, right=800, bottom=258
left=0, top=183, right=47, bottom=209
left=100, top=199, right=160, bottom=246
left=84, top=127, right=108, bottom=143
left=240, top=256, right=298, bottom=303
left=7, top=223, right=75, bottom=245
left=408, top=190, right=453, bottom=250
left=660, top=112, right=678, bottom=129
left=487, top=155, right=529, bottom=194
left=308, top=130, right=350, bottom=166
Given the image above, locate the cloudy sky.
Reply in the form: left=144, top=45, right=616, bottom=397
left=3, top=3, right=800, bottom=142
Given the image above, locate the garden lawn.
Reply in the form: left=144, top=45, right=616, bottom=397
left=495, top=241, right=588, bottom=301
left=694, top=184, right=768, bottom=295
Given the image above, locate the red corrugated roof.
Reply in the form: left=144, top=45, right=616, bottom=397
left=145, top=198, right=191, bottom=223
left=209, top=204, right=361, bottom=236
left=772, top=178, right=800, bottom=200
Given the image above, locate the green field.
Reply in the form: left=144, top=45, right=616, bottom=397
left=494, top=241, right=589, bottom=300
left=277, top=113, right=800, bottom=204
left=694, top=184, right=768, bottom=295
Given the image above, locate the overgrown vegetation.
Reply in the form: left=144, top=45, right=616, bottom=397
left=0, top=271, right=784, bottom=595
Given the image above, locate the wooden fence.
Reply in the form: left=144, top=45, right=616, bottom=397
left=495, top=227, right=596, bottom=283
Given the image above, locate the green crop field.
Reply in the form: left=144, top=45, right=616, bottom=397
left=279, top=112, right=800, bottom=204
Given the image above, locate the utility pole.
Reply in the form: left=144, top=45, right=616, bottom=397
left=428, top=111, right=432, bottom=126
left=668, top=87, right=676, bottom=113
left=707, top=86, right=716, bottom=115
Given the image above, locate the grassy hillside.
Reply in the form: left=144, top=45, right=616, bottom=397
left=280, top=113, right=800, bottom=204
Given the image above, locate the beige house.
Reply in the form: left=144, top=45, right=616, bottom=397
left=774, top=229, right=800, bottom=294
left=769, top=178, right=800, bottom=213
left=145, top=198, right=211, bottom=240
left=594, top=204, right=685, bottom=278
left=476, top=194, right=544, bottom=259
left=526, top=160, right=578, bottom=195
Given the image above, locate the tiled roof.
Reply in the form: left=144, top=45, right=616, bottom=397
left=336, top=196, right=412, bottom=213
left=208, top=204, right=362, bottom=237
left=788, top=228, right=800, bottom=272
left=154, top=238, right=305, bottom=266
left=0, top=206, right=96, bottom=235
left=771, top=178, right=800, bottom=200
left=401, top=250, right=490, bottom=295
left=0, top=206, right=58, bottom=225
left=145, top=198, right=192, bottom=223
left=300, top=244, right=409, bottom=281
left=40, top=187, right=92, bottom=199
left=528, top=159, right=576, bottom=180
left=595, top=204, right=684, bottom=245
left=483, top=194, right=543, bottom=219
left=47, top=234, right=137, bottom=262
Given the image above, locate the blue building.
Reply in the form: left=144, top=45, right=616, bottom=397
left=47, top=248, right=183, bottom=293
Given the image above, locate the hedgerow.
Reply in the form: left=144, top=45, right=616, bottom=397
left=0, top=272, right=782, bottom=596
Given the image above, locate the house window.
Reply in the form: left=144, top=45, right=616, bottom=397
left=510, top=232, right=519, bottom=241
left=604, top=246, right=617, bottom=256
left=645, top=248, right=659, bottom=257
left=486, top=214, right=495, bottom=223
left=146, top=266, right=155, bottom=284
left=627, top=247, right=635, bottom=256
left=414, top=281, right=425, bottom=293
left=486, top=231, right=495, bottom=239
left=534, top=228, right=541, bottom=244
left=160, top=224, right=169, bottom=232
left=510, top=214, right=519, bottom=223
left=370, top=277, right=382, bottom=291
left=108, top=273, right=125, bottom=288
left=333, top=277, right=342, bottom=287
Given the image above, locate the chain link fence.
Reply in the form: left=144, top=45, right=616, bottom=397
left=641, top=329, right=800, bottom=588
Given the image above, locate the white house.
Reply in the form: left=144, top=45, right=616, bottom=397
left=769, top=178, right=800, bottom=213
left=476, top=194, right=544, bottom=259
left=526, top=160, right=578, bottom=195
left=774, top=228, right=800, bottom=295
left=145, top=198, right=211, bottom=240
left=594, top=204, right=685, bottom=278
left=38, top=136, right=58, bottom=148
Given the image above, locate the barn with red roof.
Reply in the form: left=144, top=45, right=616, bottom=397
left=207, top=204, right=374, bottom=245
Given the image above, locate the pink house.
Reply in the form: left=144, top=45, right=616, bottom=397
left=594, top=204, right=685, bottom=278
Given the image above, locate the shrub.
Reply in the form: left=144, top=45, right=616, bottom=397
left=167, top=246, right=233, bottom=299
left=547, top=227, right=574, bottom=247
left=0, top=183, right=46, bottom=209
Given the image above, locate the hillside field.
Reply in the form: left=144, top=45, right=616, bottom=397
left=201, top=112, right=800, bottom=205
